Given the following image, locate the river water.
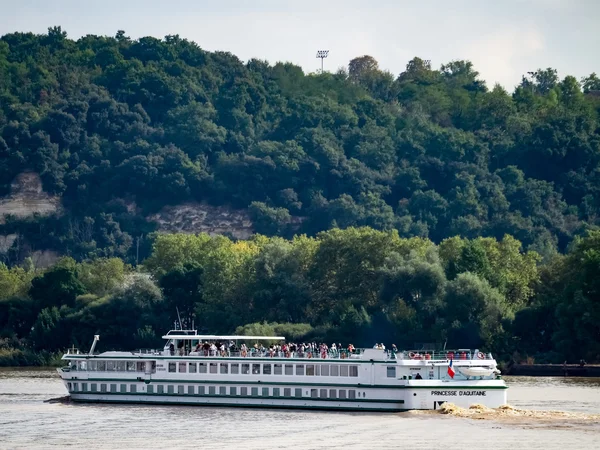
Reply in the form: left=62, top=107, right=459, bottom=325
left=0, top=369, right=599, bottom=449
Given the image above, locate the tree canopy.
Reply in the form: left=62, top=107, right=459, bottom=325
left=0, top=28, right=599, bottom=263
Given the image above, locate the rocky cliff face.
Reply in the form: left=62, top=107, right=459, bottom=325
left=0, top=172, right=62, bottom=224
left=147, top=202, right=254, bottom=239
left=0, top=172, right=256, bottom=263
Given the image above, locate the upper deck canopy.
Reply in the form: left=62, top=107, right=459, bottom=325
left=162, top=334, right=286, bottom=341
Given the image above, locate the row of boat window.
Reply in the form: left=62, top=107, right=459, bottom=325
left=167, top=362, right=360, bottom=377
left=72, top=361, right=149, bottom=372
left=67, top=382, right=364, bottom=399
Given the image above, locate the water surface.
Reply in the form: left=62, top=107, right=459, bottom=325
left=0, top=369, right=598, bottom=449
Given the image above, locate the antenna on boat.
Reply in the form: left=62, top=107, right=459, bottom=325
left=88, top=335, right=100, bottom=355
left=176, top=307, right=183, bottom=329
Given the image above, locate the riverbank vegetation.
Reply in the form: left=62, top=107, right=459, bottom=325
left=0, top=28, right=599, bottom=365
left=1, top=228, right=599, bottom=366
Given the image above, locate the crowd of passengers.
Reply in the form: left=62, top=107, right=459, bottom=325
left=170, top=341, right=400, bottom=358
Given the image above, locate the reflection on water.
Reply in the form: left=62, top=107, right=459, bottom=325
left=0, top=369, right=599, bottom=449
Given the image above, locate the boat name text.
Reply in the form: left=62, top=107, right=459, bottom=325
left=430, top=390, right=487, bottom=396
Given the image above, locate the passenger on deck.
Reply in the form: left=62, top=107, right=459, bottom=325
left=415, top=373, right=422, bottom=380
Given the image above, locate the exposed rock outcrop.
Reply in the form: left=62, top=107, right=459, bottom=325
left=147, top=202, right=254, bottom=239
left=0, top=172, right=62, bottom=224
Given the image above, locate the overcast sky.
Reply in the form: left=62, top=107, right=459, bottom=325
left=1, top=0, right=598, bottom=89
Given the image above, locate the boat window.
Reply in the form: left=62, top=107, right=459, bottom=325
left=116, top=361, right=126, bottom=371
left=101, top=384, right=107, bottom=392
left=168, top=385, right=174, bottom=394
left=178, top=362, right=186, bottom=373
left=98, top=361, right=106, bottom=371
left=310, top=389, right=318, bottom=398
left=67, top=382, right=72, bottom=391
left=321, top=365, right=329, bottom=376
left=306, top=365, right=315, bottom=376
left=339, top=390, right=346, bottom=399
left=220, top=387, right=226, bottom=395
left=120, top=384, right=126, bottom=393
left=158, top=385, right=165, bottom=394
left=188, top=386, right=194, bottom=395
left=242, top=364, right=250, bottom=375
left=348, top=390, right=356, bottom=399
left=231, top=363, right=239, bottom=374
left=189, top=363, right=197, bottom=373
left=315, top=365, right=320, bottom=376
left=209, top=363, right=218, bottom=374
left=296, top=364, right=305, bottom=376
left=262, top=387, right=269, bottom=397
left=127, top=361, right=136, bottom=371
left=198, top=386, right=205, bottom=395
left=251, top=387, right=258, bottom=396
left=168, top=363, right=176, bottom=373
left=199, top=363, right=207, bottom=374
left=284, top=388, right=292, bottom=397
left=274, top=364, right=282, bottom=375
left=209, top=386, right=216, bottom=395
left=147, top=385, right=154, bottom=394
left=91, top=383, right=97, bottom=392
left=273, top=388, right=280, bottom=397
left=89, top=361, right=97, bottom=371
left=263, top=364, right=271, bottom=375
left=240, top=387, right=248, bottom=396
left=284, top=364, right=293, bottom=375
left=340, top=365, right=349, bottom=377
left=178, top=385, right=184, bottom=394
left=252, top=364, right=261, bottom=375
left=387, top=366, right=396, bottom=378
left=230, top=386, right=237, bottom=396
left=78, top=361, right=87, bottom=371
left=329, top=389, right=337, bottom=399
left=107, top=361, right=116, bottom=371
left=82, top=383, right=88, bottom=391
left=349, top=365, right=358, bottom=377
left=137, top=362, right=145, bottom=372
left=330, top=365, right=339, bottom=377
left=320, top=389, right=327, bottom=398
left=220, top=363, right=228, bottom=374
left=295, top=388, right=302, bottom=398
left=131, top=384, right=137, bottom=393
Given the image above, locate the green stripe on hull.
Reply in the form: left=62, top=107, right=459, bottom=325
left=67, top=377, right=508, bottom=390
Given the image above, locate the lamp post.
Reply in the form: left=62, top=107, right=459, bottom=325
left=316, top=50, right=329, bottom=74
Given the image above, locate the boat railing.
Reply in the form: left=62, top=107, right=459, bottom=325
left=399, top=350, right=494, bottom=361
left=166, top=349, right=368, bottom=360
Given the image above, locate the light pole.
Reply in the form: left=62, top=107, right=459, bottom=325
left=316, top=50, right=329, bottom=74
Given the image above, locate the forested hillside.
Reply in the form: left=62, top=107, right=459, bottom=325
left=1, top=28, right=600, bottom=365
left=1, top=27, right=600, bottom=262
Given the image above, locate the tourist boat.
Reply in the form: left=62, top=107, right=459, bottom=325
left=57, top=330, right=508, bottom=412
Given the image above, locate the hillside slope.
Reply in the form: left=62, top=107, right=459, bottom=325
left=1, top=27, right=599, bottom=263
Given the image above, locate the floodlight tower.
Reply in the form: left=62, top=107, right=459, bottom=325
left=316, top=50, right=329, bottom=73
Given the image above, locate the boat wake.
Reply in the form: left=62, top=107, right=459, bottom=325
left=412, top=403, right=600, bottom=423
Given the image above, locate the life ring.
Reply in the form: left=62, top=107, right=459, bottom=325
left=409, top=352, right=416, bottom=359
left=241, top=350, right=247, bottom=357
left=477, top=352, right=485, bottom=360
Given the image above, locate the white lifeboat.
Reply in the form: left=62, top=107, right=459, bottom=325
left=457, top=366, right=496, bottom=378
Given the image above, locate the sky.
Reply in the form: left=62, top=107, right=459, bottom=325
left=1, top=0, right=599, bottom=89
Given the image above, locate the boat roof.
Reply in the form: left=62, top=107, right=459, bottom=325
left=162, top=334, right=286, bottom=341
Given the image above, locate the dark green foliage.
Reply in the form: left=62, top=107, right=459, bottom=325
left=0, top=29, right=598, bottom=262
